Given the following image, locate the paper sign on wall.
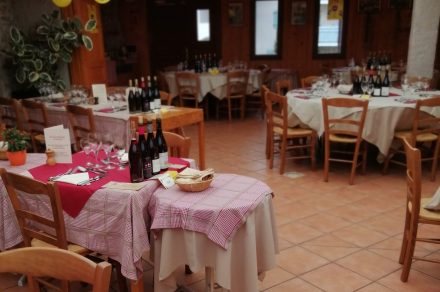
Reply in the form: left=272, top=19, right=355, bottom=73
left=44, top=125, right=72, bottom=163
left=92, top=84, right=108, bottom=105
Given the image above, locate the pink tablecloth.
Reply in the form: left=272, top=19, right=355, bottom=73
left=149, top=174, right=273, bottom=249
left=28, top=152, right=190, bottom=218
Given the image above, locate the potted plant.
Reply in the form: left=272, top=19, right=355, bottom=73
left=6, top=10, right=96, bottom=96
left=3, top=128, right=30, bottom=166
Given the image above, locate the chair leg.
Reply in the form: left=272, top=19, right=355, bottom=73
left=323, top=137, right=330, bottom=182
left=215, top=99, right=220, bottom=120
left=361, top=142, right=368, bottom=174
left=228, top=98, right=232, bottom=121
left=108, top=258, right=128, bottom=292
left=310, top=135, right=316, bottom=170
left=240, top=97, right=245, bottom=120
left=265, top=122, right=270, bottom=160
left=269, top=132, right=274, bottom=169
left=279, top=136, right=287, bottom=175
left=399, top=212, right=411, bottom=264
left=400, top=223, right=419, bottom=282
left=349, top=143, right=361, bottom=185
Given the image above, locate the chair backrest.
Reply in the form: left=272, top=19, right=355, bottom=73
left=0, top=168, right=68, bottom=249
left=163, top=131, right=191, bottom=158
left=301, top=75, right=319, bottom=88
left=227, top=70, right=249, bottom=98
left=21, top=99, right=49, bottom=136
left=0, top=247, right=111, bottom=292
left=65, top=104, right=96, bottom=151
left=408, top=96, right=440, bottom=145
left=0, top=97, right=22, bottom=130
left=403, top=138, right=422, bottom=220
left=275, top=79, right=293, bottom=95
left=265, top=91, right=288, bottom=134
left=256, top=64, right=272, bottom=87
left=322, top=98, right=369, bottom=140
left=175, top=72, right=200, bottom=99
left=160, top=90, right=172, bottom=105
left=262, top=85, right=271, bottom=110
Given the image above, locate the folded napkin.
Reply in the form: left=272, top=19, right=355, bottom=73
left=424, top=188, right=440, bottom=211
left=102, top=181, right=148, bottom=191
left=54, top=172, right=89, bottom=185
left=389, top=92, right=400, bottom=97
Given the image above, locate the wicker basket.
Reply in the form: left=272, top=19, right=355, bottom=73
left=176, top=177, right=213, bottom=192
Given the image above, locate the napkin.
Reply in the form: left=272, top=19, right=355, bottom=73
left=102, top=181, right=148, bottom=191
left=120, top=153, right=128, bottom=163
left=424, top=188, right=440, bottom=211
left=54, top=173, right=89, bottom=185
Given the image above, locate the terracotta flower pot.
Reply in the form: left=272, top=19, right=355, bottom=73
left=7, top=150, right=27, bottom=166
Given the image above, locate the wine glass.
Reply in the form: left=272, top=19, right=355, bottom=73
left=366, top=82, right=374, bottom=97
left=80, top=137, right=93, bottom=167
left=108, top=94, right=116, bottom=111
left=401, top=76, right=409, bottom=97
left=89, top=135, right=102, bottom=168
left=113, top=144, right=126, bottom=170
left=101, top=133, right=115, bottom=170
left=361, top=78, right=368, bottom=97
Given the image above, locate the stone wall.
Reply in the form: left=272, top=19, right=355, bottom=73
left=0, top=0, right=13, bottom=97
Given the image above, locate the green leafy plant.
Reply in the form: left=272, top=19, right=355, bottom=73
left=3, top=128, right=30, bottom=152
left=8, top=10, right=96, bottom=93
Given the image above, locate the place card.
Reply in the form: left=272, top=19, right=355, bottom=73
left=149, top=172, right=175, bottom=189
left=92, top=84, right=108, bottom=105
left=44, top=125, right=72, bottom=163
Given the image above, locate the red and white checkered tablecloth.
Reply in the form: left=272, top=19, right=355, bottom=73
left=149, top=174, right=273, bottom=249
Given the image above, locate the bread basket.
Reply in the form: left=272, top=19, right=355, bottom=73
left=175, top=168, right=215, bottom=192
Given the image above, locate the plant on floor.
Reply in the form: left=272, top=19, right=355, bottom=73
left=7, top=10, right=96, bottom=93
left=2, top=128, right=29, bottom=152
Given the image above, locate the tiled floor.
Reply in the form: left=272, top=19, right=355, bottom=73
left=1, top=116, right=440, bottom=291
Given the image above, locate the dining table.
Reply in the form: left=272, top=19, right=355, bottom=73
left=286, top=87, right=440, bottom=156
left=0, top=152, right=278, bottom=292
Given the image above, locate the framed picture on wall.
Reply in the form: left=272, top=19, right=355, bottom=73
left=291, top=0, right=307, bottom=26
left=358, top=0, right=381, bottom=13
left=228, top=2, right=244, bottom=26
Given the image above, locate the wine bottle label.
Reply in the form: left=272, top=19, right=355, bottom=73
left=150, top=101, right=155, bottom=110
left=381, top=87, right=389, bottom=96
left=373, top=88, right=381, bottom=96
left=159, top=151, right=169, bottom=169
left=155, top=99, right=161, bottom=109
left=143, top=158, right=153, bottom=179
left=152, top=158, right=160, bottom=173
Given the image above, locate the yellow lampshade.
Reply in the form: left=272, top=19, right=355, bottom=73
left=52, top=0, right=72, bottom=7
left=95, top=0, right=110, bottom=4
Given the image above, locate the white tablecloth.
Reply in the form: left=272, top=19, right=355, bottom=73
left=286, top=88, right=440, bottom=155
left=151, top=194, right=278, bottom=292
left=165, top=70, right=261, bottom=101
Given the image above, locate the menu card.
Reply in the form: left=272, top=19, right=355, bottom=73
left=92, top=84, right=108, bottom=105
left=44, top=125, right=72, bottom=163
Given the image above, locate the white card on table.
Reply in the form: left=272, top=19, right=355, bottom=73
left=158, top=173, right=175, bottom=189
left=92, top=84, right=108, bottom=105
left=44, top=125, right=72, bottom=163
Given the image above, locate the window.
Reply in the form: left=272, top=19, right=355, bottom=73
left=252, top=0, right=281, bottom=59
left=196, top=9, right=210, bottom=42
left=313, top=0, right=348, bottom=58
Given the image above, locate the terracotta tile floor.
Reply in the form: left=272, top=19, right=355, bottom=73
left=2, top=116, right=440, bottom=291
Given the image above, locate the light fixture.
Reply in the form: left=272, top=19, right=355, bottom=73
left=52, top=0, right=110, bottom=7
left=52, top=0, right=72, bottom=8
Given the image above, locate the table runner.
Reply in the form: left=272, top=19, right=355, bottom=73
left=29, top=152, right=189, bottom=218
left=148, top=173, right=273, bottom=249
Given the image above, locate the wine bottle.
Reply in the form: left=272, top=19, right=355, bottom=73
left=373, top=74, right=382, bottom=97
left=381, top=70, right=390, bottom=97
left=201, top=54, right=207, bottom=72
left=155, top=118, right=168, bottom=170
left=153, top=76, right=161, bottom=110
left=138, top=118, right=153, bottom=179
left=128, top=88, right=135, bottom=113
left=141, top=86, right=149, bottom=112
left=128, top=121, right=143, bottom=183
left=140, top=76, right=146, bottom=89
left=148, top=76, right=155, bottom=111
left=194, top=55, right=199, bottom=73
left=146, top=120, right=160, bottom=175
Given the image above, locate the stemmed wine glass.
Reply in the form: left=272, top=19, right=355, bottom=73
left=113, top=144, right=126, bottom=170
left=366, top=82, right=374, bottom=97
left=80, top=137, right=93, bottom=167
left=361, top=78, right=368, bottom=98
left=89, top=135, right=102, bottom=168
left=401, top=76, right=409, bottom=97
left=101, top=133, right=115, bottom=170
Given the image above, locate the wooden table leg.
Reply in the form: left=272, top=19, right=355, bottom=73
left=130, top=278, right=144, bottom=292
left=198, top=119, right=206, bottom=170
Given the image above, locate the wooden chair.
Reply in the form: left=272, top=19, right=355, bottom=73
left=0, top=97, right=23, bottom=130
left=163, top=131, right=191, bottom=158
left=0, top=168, right=90, bottom=291
left=21, top=99, right=49, bottom=152
left=246, top=65, right=271, bottom=118
left=160, top=90, right=173, bottom=106
left=275, top=79, right=293, bottom=96
left=399, top=138, right=440, bottom=282
left=266, top=91, right=317, bottom=174
left=0, top=247, right=111, bottom=292
left=300, top=75, right=319, bottom=88
left=263, top=85, right=276, bottom=160
left=175, top=72, right=201, bottom=108
left=217, top=70, right=249, bottom=121
left=65, top=104, right=96, bottom=152
left=383, top=96, right=440, bottom=181
left=322, top=98, right=368, bottom=185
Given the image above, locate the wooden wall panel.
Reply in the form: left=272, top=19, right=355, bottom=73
left=220, top=0, right=413, bottom=80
